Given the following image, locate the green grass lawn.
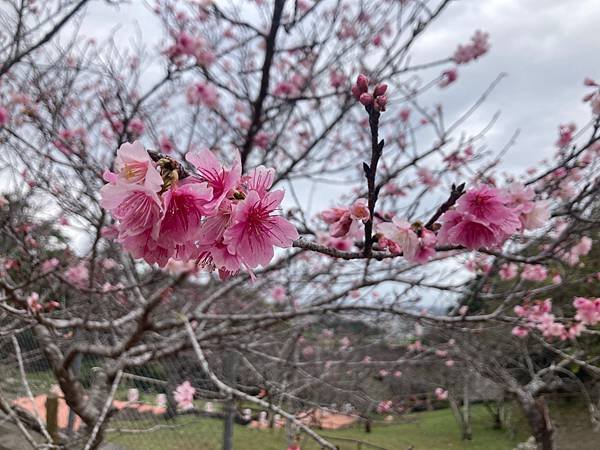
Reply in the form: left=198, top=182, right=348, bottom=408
left=108, top=403, right=529, bottom=450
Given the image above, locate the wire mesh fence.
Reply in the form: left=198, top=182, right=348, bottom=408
left=0, top=329, right=272, bottom=450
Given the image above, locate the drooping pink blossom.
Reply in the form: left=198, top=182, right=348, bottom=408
left=158, top=181, right=214, bottom=245
left=438, top=185, right=520, bottom=249
left=101, top=183, right=163, bottom=239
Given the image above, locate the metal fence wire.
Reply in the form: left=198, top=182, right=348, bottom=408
left=0, top=329, right=254, bottom=450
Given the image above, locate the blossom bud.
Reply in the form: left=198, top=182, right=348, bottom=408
left=373, top=83, right=388, bottom=97
left=359, top=93, right=373, bottom=106
left=356, top=74, right=369, bottom=92
left=374, top=95, right=387, bottom=111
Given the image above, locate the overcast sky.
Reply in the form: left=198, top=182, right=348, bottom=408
left=80, top=0, right=600, bottom=174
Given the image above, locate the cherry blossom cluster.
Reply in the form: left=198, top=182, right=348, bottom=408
left=101, top=141, right=298, bottom=277
left=438, top=184, right=548, bottom=250
left=166, top=31, right=215, bottom=67
left=512, top=298, right=591, bottom=340
left=452, top=30, right=490, bottom=64
left=320, top=183, right=550, bottom=260
left=351, top=74, right=388, bottom=112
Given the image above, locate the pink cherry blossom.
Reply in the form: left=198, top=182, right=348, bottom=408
left=174, top=381, right=196, bottom=410
left=101, top=183, right=163, bottom=239
left=0, top=106, right=9, bottom=126
left=64, top=263, right=89, bottom=288
left=158, top=181, right=214, bottom=245
left=223, top=189, right=298, bottom=269
left=521, top=264, right=548, bottom=282
left=438, top=185, right=520, bottom=249
left=27, top=292, right=43, bottom=313
left=186, top=82, right=219, bottom=108
left=499, top=263, right=518, bottom=280
left=453, top=30, right=489, bottom=64
left=271, top=285, right=286, bottom=302
left=111, top=141, right=163, bottom=191
left=377, top=218, right=419, bottom=260
left=435, top=388, right=448, bottom=400
left=186, top=149, right=241, bottom=209
left=573, top=297, right=600, bottom=325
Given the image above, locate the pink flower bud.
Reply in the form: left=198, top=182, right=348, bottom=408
left=356, top=74, right=369, bottom=92
left=374, top=95, right=387, bottom=111
left=359, top=93, right=373, bottom=106
left=351, top=85, right=362, bottom=100
left=584, top=77, right=597, bottom=87
left=373, top=83, right=388, bottom=97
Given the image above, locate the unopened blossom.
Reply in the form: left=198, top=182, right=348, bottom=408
left=174, top=381, right=196, bottom=410
left=439, top=68, right=458, bottom=88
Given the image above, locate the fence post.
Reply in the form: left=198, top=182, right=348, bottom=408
left=46, top=392, right=59, bottom=443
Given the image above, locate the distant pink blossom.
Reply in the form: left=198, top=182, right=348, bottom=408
left=186, top=82, right=219, bottom=108
left=521, top=264, right=547, bottom=282
left=64, top=263, right=89, bottom=288
left=174, top=381, right=196, bottom=410
left=439, top=68, right=458, bottom=88
left=434, top=388, right=448, bottom=400
left=0, top=107, right=9, bottom=126
left=453, top=31, right=489, bottom=64
left=271, top=285, right=286, bottom=302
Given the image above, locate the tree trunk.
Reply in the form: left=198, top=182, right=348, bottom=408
left=517, top=393, right=554, bottom=450
left=222, top=351, right=238, bottom=450
left=462, top=377, right=472, bottom=440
